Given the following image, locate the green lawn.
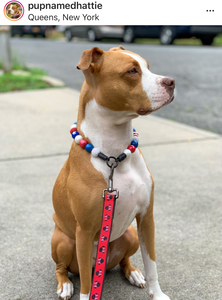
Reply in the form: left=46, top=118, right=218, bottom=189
left=0, top=53, right=47, bottom=75
left=0, top=73, right=51, bottom=93
left=0, top=54, right=52, bottom=93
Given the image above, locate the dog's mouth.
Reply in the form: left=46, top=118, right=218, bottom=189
left=169, top=95, right=174, bottom=103
left=137, top=108, right=152, bottom=115
left=137, top=94, right=174, bottom=116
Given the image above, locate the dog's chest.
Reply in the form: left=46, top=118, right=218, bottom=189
left=91, top=151, right=152, bottom=241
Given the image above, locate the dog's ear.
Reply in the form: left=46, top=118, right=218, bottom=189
left=15, top=4, right=20, bottom=7
left=77, top=47, right=104, bottom=72
left=109, top=45, right=125, bottom=51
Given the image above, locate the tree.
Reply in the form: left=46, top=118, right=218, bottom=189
left=0, top=26, right=12, bottom=73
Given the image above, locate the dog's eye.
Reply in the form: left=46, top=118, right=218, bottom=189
left=127, top=68, right=137, bottom=74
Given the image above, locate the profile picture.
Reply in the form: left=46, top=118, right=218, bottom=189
left=4, top=1, right=24, bottom=21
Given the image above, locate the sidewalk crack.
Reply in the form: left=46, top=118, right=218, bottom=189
left=0, top=152, right=69, bottom=163
left=0, top=136, right=220, bottom=163
left=140, top=136, right=220, bottom=147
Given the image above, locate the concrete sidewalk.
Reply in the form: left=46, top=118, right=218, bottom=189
left=0, top=88, right=221, bottom=300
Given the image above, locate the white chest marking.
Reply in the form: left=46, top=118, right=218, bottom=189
left=81, top=100, right=152, bottom=241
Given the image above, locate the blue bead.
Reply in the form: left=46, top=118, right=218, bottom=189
left=85, top=143, right=94, bottom=153
left=74, top=122, right=77, bottom=125
left=133, top=128, right=136, bottom=132
left=131, top=140, right=138, bottom=148
left=71, top=131, right=79, bottom=139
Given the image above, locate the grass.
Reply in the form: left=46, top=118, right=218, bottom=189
left=0, top=52, right=51, bottom=92
left=47, top=30, right=65, bottom=40
left=0, top=73, right=51, bottom=93
left=1, top=51, right=47, bottom=75
left=186, top=107, right=194, bottom=112
left=213, top=33, right=222, bottom=45
left=135, top=34, right=222, bottom=46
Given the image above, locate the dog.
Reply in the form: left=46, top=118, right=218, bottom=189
left=7, top=3, right=21, bottom=19
left=51, top=46, right=175, bottom=300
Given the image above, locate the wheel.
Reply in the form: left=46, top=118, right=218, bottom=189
left=87, top=29, right=97, bottom=42
left=123, top=27, right=135, bottom=43
left=160, top=27, right=175, bottom=45
left=65, top=29, right=72, bottom=42
left=200, top=35, right=215, bottom=45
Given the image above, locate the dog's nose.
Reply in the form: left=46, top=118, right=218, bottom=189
left=161, top=77, right=175, bottom=89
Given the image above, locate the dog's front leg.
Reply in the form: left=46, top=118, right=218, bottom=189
left=76, top=223, right=94, bottom=300
left=136, top=190, right=171, bottom=300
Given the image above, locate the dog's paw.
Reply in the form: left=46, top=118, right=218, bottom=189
left=57, top=282, right=74, bottom=300
left=128, top=270, right=146, bottom=288
left=149, top=291, right=170, bottom=300
left=80, top=293, right=90, bottom=300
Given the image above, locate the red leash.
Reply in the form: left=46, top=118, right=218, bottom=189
left=89, top=164, right=119, bottom=300
left=69, top=123, right=139, bottom=299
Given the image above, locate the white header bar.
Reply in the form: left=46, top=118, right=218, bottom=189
left=1, top=0, right=222, bottom=25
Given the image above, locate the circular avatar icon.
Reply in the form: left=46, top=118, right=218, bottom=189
left=4, top=1, right=24, bottom=21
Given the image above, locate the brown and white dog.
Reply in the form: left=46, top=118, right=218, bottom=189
left=51, top=46, right=175, bottom=300
left=7, top=3, right=21, bottom=19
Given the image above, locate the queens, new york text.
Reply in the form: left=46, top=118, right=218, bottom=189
left=28, top=13, right=100, bottom=22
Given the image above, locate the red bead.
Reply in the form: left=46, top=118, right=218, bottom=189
left=79, top=139, right=88, bottom=149
left=70, top=127, right=77, bottom=134
left=127, top=145, right=136, bottom=153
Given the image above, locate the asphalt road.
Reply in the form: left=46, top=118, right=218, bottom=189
left=11, top=38, right=222, bottom=134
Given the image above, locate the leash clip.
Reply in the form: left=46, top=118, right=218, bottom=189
left=103, top=163, right=119, bottom=199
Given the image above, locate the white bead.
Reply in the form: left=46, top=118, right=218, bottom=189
left=75, top=135, right=83, bottom=144
left=91, top=148, right=100, bottom=157
left=70, top=124, right=77, bottom=130
left=133, top=136, right=139, bottom=142
left=124, top=149, right=131, bottom=157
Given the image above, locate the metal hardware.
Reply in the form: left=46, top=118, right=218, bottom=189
left=102, top=163, right=119, bottom=199
left=103, top=188, right=119, bottom=199
left=108, top=164, right=115, bottom=192
left=106, top=156, right=119, bottom=168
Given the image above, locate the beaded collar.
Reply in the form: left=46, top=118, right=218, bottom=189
left=70, top=122, right=139, bottom=165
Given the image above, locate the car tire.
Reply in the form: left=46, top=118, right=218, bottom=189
left=200, top=35, right=215, bottom=45
left=123, top=27, right=135, bottom=43
left=160, top=26, right=175, bottom=45
left=87, top=29, right=97, bottom=42
left=65, top=29, right=72, bottom=42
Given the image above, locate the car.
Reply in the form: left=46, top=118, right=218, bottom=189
left=61, top=25, right=124, bottom=42
left=11, top=26, right=47, bottom=38
left=123, top=26, right=222, bottom=45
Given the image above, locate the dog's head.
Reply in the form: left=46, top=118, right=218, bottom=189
left=7, top=3, right=20, bottom=15
left=77, top=46, right=175, bottom=116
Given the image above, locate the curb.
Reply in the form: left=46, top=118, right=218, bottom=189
left=149, top=114, right=222, bottom=139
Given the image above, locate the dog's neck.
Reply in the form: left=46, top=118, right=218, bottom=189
left=78, top=94, right=138, bottom=157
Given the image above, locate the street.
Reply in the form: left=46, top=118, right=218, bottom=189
left=11, top=38, right=222, bottom=134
